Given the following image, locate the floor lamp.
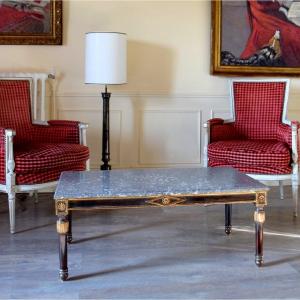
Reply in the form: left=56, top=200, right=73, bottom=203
left=85, top=32, right=127, bottom=170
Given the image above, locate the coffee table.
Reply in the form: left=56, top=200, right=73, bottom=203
left=54, top=167, right=268, bottom=281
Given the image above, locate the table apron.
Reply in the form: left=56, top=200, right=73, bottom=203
left=55, top=192, right=267, bottom=216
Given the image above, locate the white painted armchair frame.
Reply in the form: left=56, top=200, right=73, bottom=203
left=203, top=79, right=298, bottom=216
left=0, top=73, right=89, bottom=233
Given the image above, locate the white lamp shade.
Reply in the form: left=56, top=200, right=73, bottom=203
left=85, top=32, right=127, bottom=84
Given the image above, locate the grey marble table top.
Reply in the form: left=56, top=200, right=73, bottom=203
left=54, top=167, right=268, bottom=200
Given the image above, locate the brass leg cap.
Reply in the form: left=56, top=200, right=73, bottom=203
left=225, top=226, right=232, bottom=235
left=255, top=256, right=263, bottom=267
left=59, top=269, right=68, bottom=281
left=67, top=234, right=73, bottom=244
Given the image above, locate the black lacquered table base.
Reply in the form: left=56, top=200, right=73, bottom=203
left=56, top=194, right=266, bottom=281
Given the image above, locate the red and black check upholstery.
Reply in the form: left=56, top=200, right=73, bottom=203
left=207, top=81, right=296, bottom=175
left=0, top=80, right=89, bottom=185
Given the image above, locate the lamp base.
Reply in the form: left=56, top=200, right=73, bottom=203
left=100, top=164, right=111, bottom=171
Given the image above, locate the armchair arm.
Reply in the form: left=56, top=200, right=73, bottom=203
left=31, top=120, right=82, bottom=144
left=277, top=121, right=299, bottom=164
left=48, top=120, right=89, bottom=147
left=48, top=120, right=90, bottom=170
left=203, top=118, right=243, bottom=167
left=204, top=118, right=241, bottom=143
left=277, top=123, right=292, bottom=147
left=47, top=120, right=81, bottom=127
left=203, top=118, right=237, bottom=167
left=206, top=118, right=224, bottom=127
left=44, top=120, right=90, bottom=170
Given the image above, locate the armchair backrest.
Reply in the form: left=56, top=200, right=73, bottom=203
left=0, top=73, right=53, bottom=142
left=0, top=80, right=33, bottom=135
left=230, top=79, right=289, bottom=140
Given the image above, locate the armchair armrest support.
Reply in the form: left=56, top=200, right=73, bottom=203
left=0, top=128, right=15, bottom=187
left=79, top=123, right=88, bottom=145
left=292, top=122, right=298, bottom=165
left=79, top=123, right=89, bottom=170
left=4, top=129, right=16, bottom=193
left=203, top=119, right=225, bottom=167
left=203, top=121, right=210, bottom=167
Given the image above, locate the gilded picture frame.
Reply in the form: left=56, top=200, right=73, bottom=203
left=211, top=0, right=300, bottom=76
left=0, top=0, right=62, bottom=45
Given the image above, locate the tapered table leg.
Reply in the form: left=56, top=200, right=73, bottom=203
left=254, top=207, right=265, bottom=267
left=57, top=216, right=69, bottom=281
left=67, top=211, right=72, bottom=244
left=225, top=204, right=232, bottom=235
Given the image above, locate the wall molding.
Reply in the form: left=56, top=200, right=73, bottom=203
left=56, top=91, right=300, bottom=99
left=56, top=92, right=228, bottom=100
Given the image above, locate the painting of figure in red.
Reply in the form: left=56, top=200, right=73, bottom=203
left=221, top=0, right=300, bottom=67
left=0, top=0, right=50, bottom=34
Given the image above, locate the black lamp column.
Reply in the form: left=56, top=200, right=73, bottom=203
left=101, top=85, right=111, bottom=170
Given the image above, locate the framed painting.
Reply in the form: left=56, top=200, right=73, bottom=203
left=211, top=0, right=300, bottom=76
left=0, top=0, right=62, bottom=45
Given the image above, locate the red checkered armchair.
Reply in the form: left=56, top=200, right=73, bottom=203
left=0, top=73, right=90, bottom=233
left=204, top=79, right=299, bottom=217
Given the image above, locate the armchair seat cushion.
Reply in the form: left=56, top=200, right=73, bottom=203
left=208, top=140, right=291, bottom=174
left=15, top=143, right=89, bottom=175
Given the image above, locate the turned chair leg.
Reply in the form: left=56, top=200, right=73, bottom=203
left=33, top=191, right=39, bottom=204
left=29, top=191, right=39, bottom=203
left=279, top=181, right=284, bottom=200
left=292, top=176, right=298, bottom=217
left=8, top=192, right=16, bottom=234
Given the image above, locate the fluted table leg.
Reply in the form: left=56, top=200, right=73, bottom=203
left=254, top=206, right=265, bottom=267
left=67, top=211, right=72, bottom=244
left=57, top=216, right=69, bottom=281
left=225, top=204, right=232, bottom=235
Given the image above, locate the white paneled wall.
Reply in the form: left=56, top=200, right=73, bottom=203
left=139, top=110, right=201, bottom=165
left=55, top=93, right=229, bottom=169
